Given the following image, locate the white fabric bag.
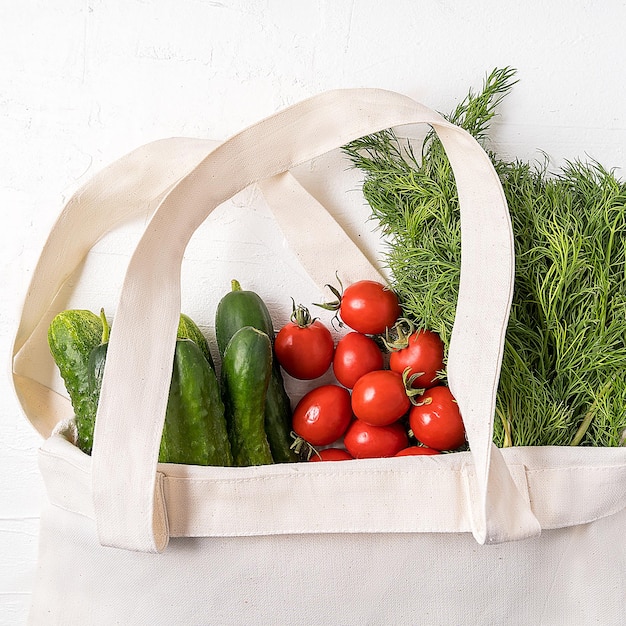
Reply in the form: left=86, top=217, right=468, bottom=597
left=12, top=89, right=626, bottom=625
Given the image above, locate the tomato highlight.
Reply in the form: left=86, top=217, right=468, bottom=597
left=333, top=332, right=384, bottom=389
left=275, top=303, right=334, bottom=380
left=291, top=384, right=353, bottom=446
left=409, top=385, right=466, bottom=451
left=389, top=328, right=444, bottom=389
left=351, top=369, right=410, bottom=426
left=339, top=280, right=401, bottom=335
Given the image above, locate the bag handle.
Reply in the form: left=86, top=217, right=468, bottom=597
left=12, top=137, right=223, bottom=438
left=12, top=88, right=540, bottom=551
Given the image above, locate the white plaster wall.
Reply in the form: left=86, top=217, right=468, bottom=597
left=2, top=1, right=625, bottom=622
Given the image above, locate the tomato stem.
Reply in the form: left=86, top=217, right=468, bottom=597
left=289, top=299, right=316, bottom=328
left=312, top=272, right=344, bottom=312
left=402, top=366, right=427, bottom=405
left=382, top=318, right=415, bottom=351
left=289, top=432, right=317, bottom=460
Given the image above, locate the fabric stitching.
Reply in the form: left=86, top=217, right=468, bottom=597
left=164, top=467, right=466, bottom=486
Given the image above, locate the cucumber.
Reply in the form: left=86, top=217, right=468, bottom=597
left=264, top=373, right=299, bottom=463
left=215, top=280, right=275, bottom=356
left=48, top=309, right=103, bottom=454
left=215, top=280, right=298, bottom=462
left=178, top=313, right=215, bottom=370
left=221, top=326, right=274, bottom=466
left=159, top=339, right=233, bottom=466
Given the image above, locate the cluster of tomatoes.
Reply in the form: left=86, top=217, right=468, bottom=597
left=274, top=279, right=467, bottom=461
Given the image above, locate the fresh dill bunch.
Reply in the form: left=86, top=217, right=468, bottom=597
left=343, top=68, right=626, bottom=447
left=494, top=158, right=626, bottom=446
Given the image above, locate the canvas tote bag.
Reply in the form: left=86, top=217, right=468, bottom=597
left=12, top=88, right=626, bottom=625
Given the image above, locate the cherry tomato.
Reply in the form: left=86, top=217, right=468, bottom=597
left=344, top=420, right=408, bottom=459
left=389, top=329, right=444, bottom=389
left=333, top=332, right=384, bottom=389
left=275, top=305, right=334, bottom=380
left=340, top=280, right=401, bottom=335
left=351, top=370, right=410, bottom=426
left=292, top=384, right=353, bottom=446
left=395, top=446, right=440, bottom=457
left=309, top=448, right=354, bottom=462
left=409, top=385, right=466, bottom=451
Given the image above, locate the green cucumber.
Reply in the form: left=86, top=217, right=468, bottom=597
left=215, top=280, right=298, bottom=462
left=48, top=309, right=103, bottom=454
left=158, top=339, right=233, bottom=466
left=177, top=313, right=215, bottom=370
left=215, top=280, right=275, bottom=355
left=221, top=326, right=274, bottom=466
left=264, top=374, right=299, bottom=463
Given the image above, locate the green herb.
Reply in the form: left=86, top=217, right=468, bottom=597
left=344, top=68, right=626, bottom=447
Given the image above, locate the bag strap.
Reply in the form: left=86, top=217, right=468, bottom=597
left=258, top=171, right=387, bottom=288
left=12, top=137, right=221, bottom=438
left=12, top=88, right=541, bottom=551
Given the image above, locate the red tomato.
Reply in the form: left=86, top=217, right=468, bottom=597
left=395, top=446, right=440, bottom=457
left=275, top=318, right=334, bottom=379
left=309, top=448, right=354, bottom=462
left=409, top=385, right=466, bottom=451
left=339, top=280, right=401, bottom=335
left=389, top=329, right=444, bottom=389
left=333, top=332, right=384, bottom=389
left=351, top=370, right=410, bottom=426
left=344, top=420, right=409, bottom=459
left=292, top=385, right=353, bottom=446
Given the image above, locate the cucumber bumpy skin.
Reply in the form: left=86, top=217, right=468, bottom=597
left=159, top=339, right=233, bottom=466
left=178, top=313, right=215, bottom=370
left=221, top=326, right=274, bottom=466
left=48, top=309, right=103, bottom=454
left=215, top=280, right=299, bottom=463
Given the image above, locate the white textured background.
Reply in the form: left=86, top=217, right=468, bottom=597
left=2, top=1, right=626, bottom=623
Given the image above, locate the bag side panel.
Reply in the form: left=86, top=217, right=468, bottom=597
left=29, top=502, right=626, bottom=626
